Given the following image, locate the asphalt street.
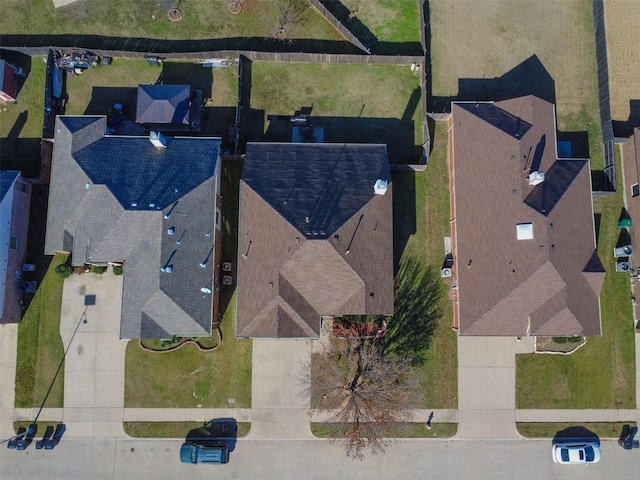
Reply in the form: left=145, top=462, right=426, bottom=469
left=2, top=437, right=639, bottom=480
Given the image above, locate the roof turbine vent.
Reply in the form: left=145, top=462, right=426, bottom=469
left=528, top=170, right=545, bottom=186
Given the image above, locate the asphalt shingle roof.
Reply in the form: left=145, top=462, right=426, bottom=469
left=45, top=115, right=220, bottom=339
left=136, top=84, right=190, bottom=125
left=237, top=143, right=394, bottom=338
left=452, top=96, right=604, bottom=337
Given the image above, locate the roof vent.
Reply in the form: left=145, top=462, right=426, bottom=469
left=150, top=131, right=167, bottom=148
left=528, top=170, right=545, bottom=186
left=85, top=182, right=90, bottom=189
left=374, top=179, right=388, bottom=195
left=160, top=265, right=173, bottom=273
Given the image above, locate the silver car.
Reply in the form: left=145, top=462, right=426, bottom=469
left=552, top=442, right=601, bottom=464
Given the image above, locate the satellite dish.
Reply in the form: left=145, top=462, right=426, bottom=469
left=200, top=287, right=212, bottom=294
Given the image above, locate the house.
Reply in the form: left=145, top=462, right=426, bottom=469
left=0, top=59, right=18, bottom=103
left=236, top=143, right=394, bottom=338
left=45, top=116, right=222, bottom=339
left=449, top=95, right=604, bottom=337
left=0, top=171, right=31, bottom=323
left=135, top=84, right=202, bottom=132
left=621, top=127, right=640, bottom=327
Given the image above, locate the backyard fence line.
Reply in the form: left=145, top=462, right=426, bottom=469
left=1, top=45, right=423, bottom=66
left=307, top=0, right=371, bottom=54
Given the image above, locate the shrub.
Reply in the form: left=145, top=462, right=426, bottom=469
left=552, top=336, right=582, bottom=344
left=113, top=265, right=123, bottom=276
left=54, top=264, right=72, bottom=279
left=89, top=265, right=107, bottom=274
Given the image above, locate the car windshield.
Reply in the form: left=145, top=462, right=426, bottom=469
left=584, top=446, right=595, bottom=462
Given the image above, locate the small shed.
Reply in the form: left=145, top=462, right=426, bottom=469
left=0, top=60, right=18, bottom=103
left=136, top=84, right=190, bottom=125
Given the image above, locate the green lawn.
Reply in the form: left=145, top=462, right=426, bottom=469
left=0, top=55, right=46, bottom=177
left=124, top=421, right=251, bottom=438
left=14, top=253, right=67, bottom=408
left=246, top=62, right=423, bottom=164
left=516, top=149, right=636, bottom=409
left=337, top=0, right=422, bottom=43
left=311, top=422, right=457, bottom=438
left=124, top=290, right=252, bottom=408
left=517, top=422, right=637, bottom=439
left=0, top=0, right=340, bottom=41
left=394, top=121, right=457, bottom=409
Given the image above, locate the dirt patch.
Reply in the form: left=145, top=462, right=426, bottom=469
left=430, top=0, right=598, bottom=119
left=604, top=0, right=640, bottom=120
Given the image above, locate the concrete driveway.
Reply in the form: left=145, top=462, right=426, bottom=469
left=59, top=269, right=126, bottom=437
left=457, top=336, right=518, bottom=438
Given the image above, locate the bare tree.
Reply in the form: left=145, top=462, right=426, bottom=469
left=303, top=337, right=423, bottom=460
left=274, top=0, right=310, bottom=38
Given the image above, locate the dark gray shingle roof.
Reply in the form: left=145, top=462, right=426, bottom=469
left=46, top=115, right=220, bottom=339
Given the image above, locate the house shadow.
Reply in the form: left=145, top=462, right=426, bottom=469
left=429, top=55, right=555, bottom=114
left=218, top=160, right=243, bottom=320
left=552, top=426, right=600, bottom=446
left=83, top=86, right=139, bottom=119
left=261, top=115, right=420, bottom=165
left=186, top=418, right=238, bottom=452
left=0, top=112, right=41, bottom=177
left=156, top=62, right=213, bottom=100
left=201, top=106, right=237, bottom=149
left=392, top=170, right=416, bottom=274
left=612, top=99, right=640, bottom=138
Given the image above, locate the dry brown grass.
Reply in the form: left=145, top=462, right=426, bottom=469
left=604, top=0, right=640, bottom=120
left=430, top=0, right=598, bottom=119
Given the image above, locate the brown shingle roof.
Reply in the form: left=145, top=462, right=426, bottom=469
left=452, top=96, right=603, bottom=336
left=237, top=143, right=394, bottom=338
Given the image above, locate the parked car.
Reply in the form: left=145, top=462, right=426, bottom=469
left=552, top=442, right=601, bottom=464
left=180, top=442, right=229, bottom=464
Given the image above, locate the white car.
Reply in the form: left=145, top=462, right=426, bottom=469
left=552, top=442, right=601, bottom=464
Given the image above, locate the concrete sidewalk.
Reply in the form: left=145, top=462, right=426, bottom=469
left=0, top=323, right=18, bottom=439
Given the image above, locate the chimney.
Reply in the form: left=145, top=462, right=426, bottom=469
left=374, top=179, right=388, bottom=195
left=528, top=171, right=544, bottom=186
left=150, top=131, right=167, bottom=148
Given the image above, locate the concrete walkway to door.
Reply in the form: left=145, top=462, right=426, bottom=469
left=456, top=336, right=519, bottom=438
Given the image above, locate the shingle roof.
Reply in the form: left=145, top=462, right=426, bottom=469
left=0, top=170, right=19, bottom=203
left=452, top=96, right=603, bottom=336
left=45, top=115, right=221, bottom=339
left=136, top=84, right=190, bottom=125
left=237, top=143, right=394, bottom=338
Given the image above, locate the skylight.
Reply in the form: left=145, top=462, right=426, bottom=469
left=516, top=223, right=534, bottom=240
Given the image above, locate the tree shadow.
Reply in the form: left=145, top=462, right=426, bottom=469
left=376, top=259, right=446, bottom=364
left=612, top=99, right=640, bottom=138
left=552, top=426, right=600, bottom=446
left=186, top=418, right=238, bottom=452
left=429, top=54, right=555, bottom=114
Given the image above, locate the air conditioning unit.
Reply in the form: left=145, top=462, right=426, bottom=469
left=441, top=268, right=453, bottom=278
left=616, top=262, right=631, bottom=273
left=614, top=245, right=633, bottom=258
